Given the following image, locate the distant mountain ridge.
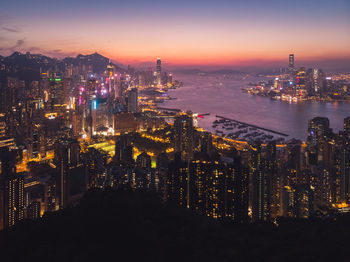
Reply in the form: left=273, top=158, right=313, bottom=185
left=0, top=51, right=125, bottom=81
left=63, top=52, right=124, bottom=73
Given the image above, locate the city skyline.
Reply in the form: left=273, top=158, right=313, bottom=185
left=1, top=0, right=350, bottom=70
left=0, top=7, right=350, bottom=261
left=1, top=1, right=350, bottom=261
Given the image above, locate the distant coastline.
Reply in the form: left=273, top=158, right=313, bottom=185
left=162, top=73, right=350, bottom=140
left=242, top=87, right=350, bottom=103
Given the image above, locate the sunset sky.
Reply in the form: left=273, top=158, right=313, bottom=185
left=1, top=0, right=349, bottom=69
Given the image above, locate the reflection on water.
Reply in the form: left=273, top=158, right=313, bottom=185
left=164, top=74, right=350, bottom=140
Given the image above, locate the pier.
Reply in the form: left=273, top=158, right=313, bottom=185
left=157, top=107, right=181, bottom=112
left=215, top=115, right=289, bottom=137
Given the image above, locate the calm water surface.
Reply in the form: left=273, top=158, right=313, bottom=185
left=164, top=74, right=350, bottom=141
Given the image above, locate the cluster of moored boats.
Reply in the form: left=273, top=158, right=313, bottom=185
left=212, top=119, right=285, bottom=143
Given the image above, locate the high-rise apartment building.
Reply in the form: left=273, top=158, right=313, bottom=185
left=0, top=148, right=24, bottom=230
left=127, top=88, right=138, bottom=113
left=54, top=138, right=81, bottom=209
left=174, top=114, right=194, bottom=160
left=115, top=134, right=134, bottom=168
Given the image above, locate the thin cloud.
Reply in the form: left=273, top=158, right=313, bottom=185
left=0, top=38, right=25, bottom=55
left=2, top=26, right=20, bottom=33
left=26, top=46, right=76, bottom=58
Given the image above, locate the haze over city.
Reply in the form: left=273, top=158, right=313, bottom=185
left=1, top=0, right=350, bottom=70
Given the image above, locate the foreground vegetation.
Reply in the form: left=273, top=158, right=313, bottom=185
left=1, top=187, right=349, bottom=262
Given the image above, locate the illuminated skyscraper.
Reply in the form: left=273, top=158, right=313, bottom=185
left=250, top=143, right=271, bottom=222
left=344, top=117, right=350, bottom=134
left=156, top=58, right=161, bottom=86
left=2, top=77, right=25, bottom=111
left=307, top=117, right=330, bottom=148
left=266, top=142, right=280, bottom=218
left=289, top=54, right=294, bottom=71
left=286, top=140, right=302, bottom=185
left=54, top=138, right=81, bottom=209
left=296, top=67, right=307, bottom=90
left=167, top=153, right=188, bottom=207
left=312, top=69, right=324, bottom=95
left=0, top=148, right=24, bottom=230
left=293, top=185, right=314, bottom=218
left=47, top=78, right=68, bottom=111
left=174, top=114, right=194, bottom=160
left=205, top=162, right=226, bottom=219
left=3, top=174, right=24, bottom=228
left=339, top=142, right=350, bottom=203
left=338, top=125, right=350, bottom=203
left=316, top=167, right=331, bottom=203
left=223, top=154, right=249, bottom=222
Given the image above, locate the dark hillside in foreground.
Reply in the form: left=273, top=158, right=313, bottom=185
left=0, top=188, right=349, bottom=262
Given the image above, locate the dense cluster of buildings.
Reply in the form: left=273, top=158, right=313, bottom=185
left=166, top=115, right=350, bottom=222
left=245, top=54, right=350, bottom=102
left=0, top=52, right=175, bottom=230
left=0, top=51, right=350, bottom=231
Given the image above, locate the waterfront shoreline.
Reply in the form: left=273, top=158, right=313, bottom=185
left=162, top=74, right=350, bottom=140
left=242, top=88, right=350, bottom=103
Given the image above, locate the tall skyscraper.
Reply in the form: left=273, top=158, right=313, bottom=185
left=293, top=185, right=314, bottom=218
left=312, top=69, right=324, bottom=95
left=54, top=138, right=81, bottom=209
left=167, top=151, right=249, bottom=221
left=174, top=114, right=194, bottom=160
left=167, top=153, right=188, bottom=207
left=224, top=154, right=249, bottom=222
left=286, top=140, right=302, bottom=185
left=156, top=58, right=161, bottom=87
left=115, top=134, right=134, bottom=168
left=127, top=88, right=138, bottom=113
left=344, top=117, right=350, bottom=134
left=296, top=67, right=307, bottom=90
left=3, top=174, right=24, bottom=229
left=339, top=143, right=350, bottom=203
left=289, top=54, right=294, bottom=71
left=250, top=143, right=271, bottom=222
left=266, top=141, right=280, bottom=218
left=205, top=161, right=226, bottom=219
left=307, top=117, right=331, bottom=147
left=0, top=148, right=24, bottom=230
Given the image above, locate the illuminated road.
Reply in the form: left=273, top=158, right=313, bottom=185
left=16, top=151, right=55, bottom=173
